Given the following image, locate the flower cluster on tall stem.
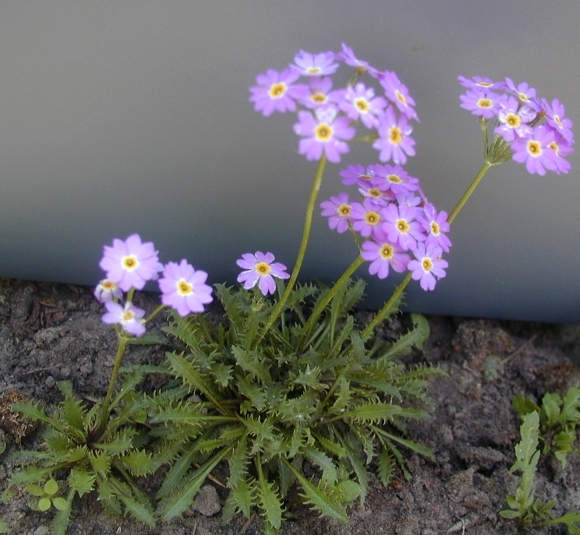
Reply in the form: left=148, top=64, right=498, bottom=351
left=94, top=233, right=213, bottom=436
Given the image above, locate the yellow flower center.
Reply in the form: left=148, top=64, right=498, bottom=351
left=365, top=211, right=380, bottom=226
left=477, top=81, right=493, bottom=87
left=102, top=280, right=116, bottom=290
left=518, top=92, right=530, bottom=102
left=396, top=90, right=407, bottom=106
left=338, top=204, right=352, bottom=216
left=311, top=92, right=327, bottom=104
left=379, top=245, right=394, bottom=260
left=315, top=123, right=333, bottom=142
left=368, top=188, right=382, bottom=198
left=307, top=67, right=321, bottom=74
left=256, top=262, right=271, bottom=276
left=387, top=174, right=402, bottom=184
left=396, top=219, right=410, bottom=233
left=527, top=140, right=542, bottom=157
left=548, top=141, right=559, bottom=154
left=477, top=98, right=492, bottom=109
left=431, top=222, right=440, bottom=236
left=177, top=279, right=193, bottom=296
left=269, top=83, right=287, bottom=99
left=122, top=255, right=138, bottom=271
left=505, top=113, right=520, bottom=128
left=360, top=174, right=373, bottom=181
left=389, top=126, right=402, bottom=145
left=422, top=258, right=433, bottom=272
left=355, top=98, right=370, bottom=112
left=122, top=309, right=135, bottom=322
left=554, top=115, right=563, bottom=129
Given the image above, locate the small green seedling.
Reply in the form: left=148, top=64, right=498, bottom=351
left=513, top=386, right=580, bottom=467
left=500, top=410, right=580, bottom=533
left=26, top=478, right=69, bottom=512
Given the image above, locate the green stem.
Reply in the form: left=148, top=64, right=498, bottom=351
left=96, top=335, right=129, bottom=438
left=447, top=161, right=491, bottom=224
left=301, top=255, right=365, bottom=338
left=361, top=272, right=411, bottom=340
left=254, top=154, right=328, bottom=346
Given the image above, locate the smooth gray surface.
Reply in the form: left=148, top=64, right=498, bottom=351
left=1, top=1, right=579, bottom=322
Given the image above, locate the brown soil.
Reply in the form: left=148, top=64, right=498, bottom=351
left=1, top=278, right=579, bottom=535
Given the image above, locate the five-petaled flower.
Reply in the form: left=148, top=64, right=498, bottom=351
left=159, top=260, right=214, bottom=317
left=101, top=301, right=147, bottom=337
left=99, top=234, right=164, bottom=292
left=237, top=252, right=290, bottom=296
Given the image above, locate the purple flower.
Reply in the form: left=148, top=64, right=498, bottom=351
left=379, top=71, right=419, bottom=122
left=249, top=69, right=306, bottom=117
left=336, top=43, right=379, bottom=77
left=237, top=252, right=290, bottom=296
left=290, top=50, right=338, bottom=76
left=382, top=202, right=425, bottom=250
left=320, top=193, right=352, bottom=234
left=99, top=234, right=164, bottom=292
left=94, top=279, right=123, bottom=303
left=293, top=107, right=355, bottom=163
left=101, top=301, right=146, bottom=337
left=541, top=98, right=574, bottom=143
left=339, top=164, right=377, bottom=187
left=350, top=198, right=384, bottom=238
left=373, top=108, right=416, bottom=165
left=295, top=76, right=342, bottom=110
left=373, top=164, right=419, bottom=196
left=338, top=82, right=387, bottom=129
left=357, top=180, right=393, bottom=206
left=418, top=204, right=452, bottom=253
left=546, top=134, right=574, bottom=175
left=504, top=78, right=541, bottom=112
left=511, top=125, right=557, bottom=176
left=158, top=260, right=213, bottom=317
left=457, top=75, right=504, bottom=91
left=459, top=88, right=505, bottom=119
left=361, top=229, right=410, bottom=279
left=494, top=96, right=534, bottom=142
left=407, top=243, right=448, bottom=292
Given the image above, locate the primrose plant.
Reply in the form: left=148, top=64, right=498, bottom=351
left=8, top=44, right=574, bottom=535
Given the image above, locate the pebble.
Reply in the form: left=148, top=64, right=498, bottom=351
left=191, top=485, right=221, bottom=517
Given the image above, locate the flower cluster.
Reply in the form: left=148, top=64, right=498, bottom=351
left=459, top=76, right=574, bottom=175
left=95, top=234, right=213, bottom=336
left=250, top=44, right=419, bottom=164
left=321, top=165, right=450, bottom=291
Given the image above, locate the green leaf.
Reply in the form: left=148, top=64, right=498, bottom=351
left=26, top=484, right=45, bottom=497
left=282, top=458, right=348, bottom=523
left=69, top=468, right=95, bottom=497
left=257, top=466, right=283, bottom=530
left=87, top=451, right=111, bottom=478
left=377, top=449, right=393, bottom=487
left=62, top=396, right=87, bottom=432
left=116, top=492, right=156, bottom=527
left=52, top=497, right=69, bottom=511
left=44, top=479, right=59, bottom=496
left=342, top=402, right=402, bottom=424
left=159, top=444, right=233, bottom=521
left=38, top=497, right=52, bottom=511
left=512, top=392, right=540, bottom=418
left=120, top=450, right=156, bottom=477
left=499, top=509, right=521, bottom=519
left=512, top=411, right=540, bottom=474
left=542, top=392, right=562, bottom=424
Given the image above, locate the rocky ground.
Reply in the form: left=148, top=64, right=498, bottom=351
left=0, top=278, right=579, bottom=535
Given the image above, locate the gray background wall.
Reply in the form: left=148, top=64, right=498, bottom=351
left=1, top=1, right=579, bottom=322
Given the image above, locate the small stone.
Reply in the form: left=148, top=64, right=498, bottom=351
left=33, top=527, right=50, bottom=535
left=191, top=484, right=221, bottom=517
